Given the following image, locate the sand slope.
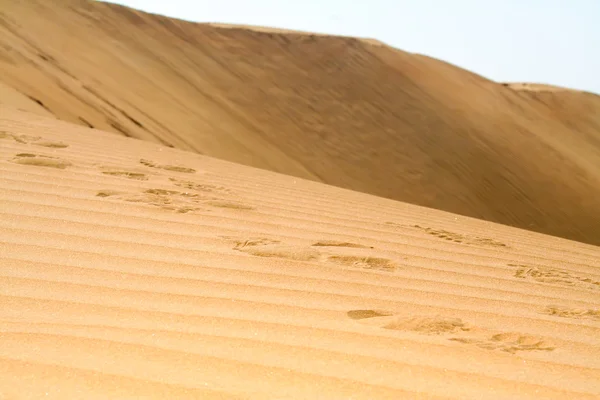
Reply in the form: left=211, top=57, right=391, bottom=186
left=1, top=105, right=599, bottom=399
left=0, top=0, right=599, bottom=245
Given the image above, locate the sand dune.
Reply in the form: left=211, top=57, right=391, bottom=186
left=1, top=105, right=599, bottom=398
left=0, top=0, right=599, bottom=245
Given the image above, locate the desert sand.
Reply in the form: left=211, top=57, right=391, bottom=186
left=1, top=0, right=600, bottom=245
left=1, top=1, right=600, bottom=398
left=1, top=105, right=599, bottom=399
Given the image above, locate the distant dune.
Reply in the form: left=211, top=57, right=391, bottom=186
left=1, top=0, right=599, bottom=248
left=1, top=105, right=599, bottom=399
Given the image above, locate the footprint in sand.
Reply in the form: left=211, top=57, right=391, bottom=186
left=389, top=223, right=508, bottom=248
left=239, top=245, right=320, bottom=261
left=328, top=255, right=397, bottom=272
left=169, top=178, right=231, bottom=194
left=96, top=188, right=205, bottom=214
left=168, top=178, right=251, bottom=209
left=312, top=240, right=374, bottom=249
left=206, top=200, right=255, bottom=211
left=1, top=132, right=69, bottom=148
left=510, top=264, right=599, bottom=291
left=449, top=332, right=556, bottom=354
left=140, top=158, right=196, bottom=174
left=96, top=190, right=123, bottom=198
left=543, top=305, right=600, bottom=321
left=33, top=140, right=69, bottom=148
left=349, top=309, right=555, bottom=354
left=100, top=169, right=150, bottom=181
left=417, top=226, right=507, bottom=247
left=10, top=153, right=71, bottom=169
left=347, top=310, right=394, bottom=320
left=3, top=133, right=41, bottom=143
left=312, top=239, right=397, bottom=272
left=348, top=310, right=472, bottom=335
left=226, top=236, right=320, bottom=262
left=384, top=316, right=472, bottom=335
left=224, top=237, right=281, bottom=248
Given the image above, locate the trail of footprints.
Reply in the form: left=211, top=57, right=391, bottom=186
left=4, top=130, right=596, bottom=359
left=221, top=236, right=399, bottom=272
left=3, top=131, right=72, bottom=169
left=4, top=131, right=595, bottom=292
left=96, top=160, right=255, bottom=214
left=347, top=310, right=557, bottom=354
left=386, top=222, right=508, bottom=248
left=139, top=158, right=196, bottom=174
left=98, top=159, right=198, bottom=182
left=1, top=131, right=69, bottom=148
left=2, top=130, right=254, bottom=214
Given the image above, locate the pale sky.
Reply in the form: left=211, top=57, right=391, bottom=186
left=106, top=0, right=599, bottom=94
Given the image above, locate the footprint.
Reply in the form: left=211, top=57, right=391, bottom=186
left=384, top=316, right=472, bottom=335
left=225, top=236, right=320, bottom=262
left=169, top=179, right=246, bottom=209
left=543, top=305, right=600, bottom=321
left=9, top=134, right=42, bottom=144
left=404, top=224, right=508, bottom=247
left=170, top=178, right=230, bottom=194
left=33, top=141, right=69, bottom=148
left=160, top=205, right=200, bottom=214
left=473, top=237, right=507, bottom=247
left=101, top=170, right=149, bottom=180
left=510, top=264, right=599, bottom=291
left=236, top=243, right=320, bottom=262
left=161, top=165, right=196, bottom=173
left=312, top=241, right=373, bottom=249
left=228, top=237, right=281, bottom=249
left=139, top=159, right=158, bottom=168
left=140, top=159, right=195, bottom=174
left=349, top=310, right=472, bottom=335
left=347, top=310, right=394, bottom=320
left=2, top=133, right=66, bottom=148
left=450, top=332, right=556, bottom=354
left=328, top=255, right=397, bottom=272
left=246, top=246, right=319, bottom=261
left=96, top=190, right=122, bottom=198
left=11, top=153, right=71, bottom=169
left=206, top=200, right=254, bottom=211
left=145, top=188, right=180, bottom=196
left=95, top=187, right=204, bottom=214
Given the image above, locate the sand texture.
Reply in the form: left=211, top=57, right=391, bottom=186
left=1, top=106, right=599, bottom=399
left=0, top=0, right=599, bottom=245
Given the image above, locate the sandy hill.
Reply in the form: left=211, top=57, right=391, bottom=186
left=1, top=0, right=600, bottom=248
left=1, top=105, right=600, bottom=398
